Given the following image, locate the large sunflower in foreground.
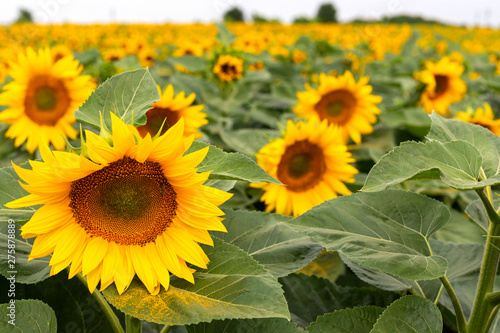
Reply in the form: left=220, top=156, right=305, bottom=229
left=137, top=84, right=207, bottom=139
left=251, top=119, right=358, bottom=217
left=454, top=103, right=500, bottom=135
left=0, top=47, right=95, bottom=153
left=293, top=71, right=382, bottom=144
left=6, top=113, right=232, bottom=295
left=414, top=56, right=467, bottom=116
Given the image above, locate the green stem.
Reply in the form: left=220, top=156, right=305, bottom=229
left=486, top=291, right=500, bottom=306
left=485, top=305, right=500, bottom=331
left=160, top=325, right=172, bottom=333
left=467, top=190, right=500, bottom=333
left=434, top=284, right=444, bottom=305
left=75, top=273, right=124, bottom=333
left=440, top=276, right=467, bottom=333
left=125, top=314, right=142, bottom=333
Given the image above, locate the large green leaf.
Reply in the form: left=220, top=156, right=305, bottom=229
left=0, top=166, right=35, bottom=223
left=0, top=299, right=57, bottom=332
left=188, top=141, right=281, bottom=184
left=75, top=68, right=160, bottom=130
left=370, top=296, right=442, bottom=333
left=307, top=306, right=384, bottom=333
left=103, top=238, right=289, bottom=325
left=0, top=223, right=50, bottom=284
left=186, top=318, right=303, bottom=333
left=362, top=140, right=500, bottom=192
left=280, top=273, right=399, bottom=328
left=287, top=190, right=450, bottom=281
left=212, top=209, right=323, bottom=277
left=427, top=112, right=500, bottom=178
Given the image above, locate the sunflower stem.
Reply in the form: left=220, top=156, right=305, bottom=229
left=439, top=276, right=467, bottom=333
left=125, top=314, right=142, bottom=333
left=160, top=325, right=172, bottom=333
left=467, top=189, right=500, bottom=333
left=75, top=273, right=124, bottom=333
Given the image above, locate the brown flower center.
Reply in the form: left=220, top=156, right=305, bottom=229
left=136, top=107, right=181, bottom=137
left=221, top=63, right=237, bottom=76
left=69, top=157, right=177, bottom=246
left=24, top=75, right=71, bottom=126
left=277, top=140, right=326, bottom=192
left=314, top=89, right=356, bottom=125
left=433, top=74, right=449, bottom=98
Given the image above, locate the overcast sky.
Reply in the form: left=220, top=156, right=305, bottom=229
left=1, top=0, right=499, bottom=27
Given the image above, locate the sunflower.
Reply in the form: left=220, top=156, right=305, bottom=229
left=414, top=56, right=467, bottom=116
left=293, top=71, right=382, bottom=144
left=251, top=119, right=358, bottom=217
left=213, top=55, right=243, bottom=82
left=291, top=49, right=307, bottom=64
left=102, top=48, right=126, bottom=62
left=50, top=44, right=72, bottom=62
left=6, top=113, right=232, bottom=295
left=454, top=103, right=500, bottom=136
left=137, top=84, right=207, bottom=139
left=0, top=47, right=95, bottom=153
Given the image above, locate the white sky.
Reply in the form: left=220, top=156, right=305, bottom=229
left=0, top=0, right=499, bottom=27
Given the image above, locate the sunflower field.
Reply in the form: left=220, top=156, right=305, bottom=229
left=1, top=20, right=500, bottom=333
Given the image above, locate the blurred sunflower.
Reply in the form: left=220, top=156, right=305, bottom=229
left=291, top=49, right=307, bottom=64
left=0, top=47, right=95, bottom=153
left=414, top=56, right=466, bottom=116
left=213, top=55, right=243, bottom=82
left=102, top=48, right=126, bottom=62
left=454, top=103, right=500, bottom=135
left=293, top=71, right=382, bottom=144
left=138, top=47, right=156, bottom=67
left=50, top=44, right=72, bottom=62
left=6, top=113, right=232, bottom=295
left=137, top=84, right=207, bottom=139
left=252, top=119, right=358, bottom=217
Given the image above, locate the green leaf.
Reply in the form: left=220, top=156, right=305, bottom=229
left=75, top=68, right=160, bottom=130
left=212, top=209, right=323, bottom=277
left=378, top=107, right=431, bottom=137
left=362, top=140, right=500, bottom=192
left=427, top=112, right=500, bottom=178
left=169, top=56, right=210, bottom=72
left=307, top=306, right=384, bottom=333
left=465, top=197, right=500, bottom=233
left=287, top=190, right=450, bottom=281
left=0, top=166, right=36, bottom=223
left=215, top=23, right=236, bottom=47
left=0, top=223, right=50, bottom=284
left=204, top=179, right=237, bottom=192
left=428, top=240, right=484, bottom=319
left=280, top=273, right=399, bottom=328
left=188, top=141, right=281, bottom=184
left=219, top=128, right=280, bottom=156
left=431, top=208, right=485, bottom=243
left=370, top=296, right=442, bottom=333
left=103, top=238, right=289, bottom=325
left=0, top=299, right=57, bottom=332
left=187, top=318, right=304, bottom=333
